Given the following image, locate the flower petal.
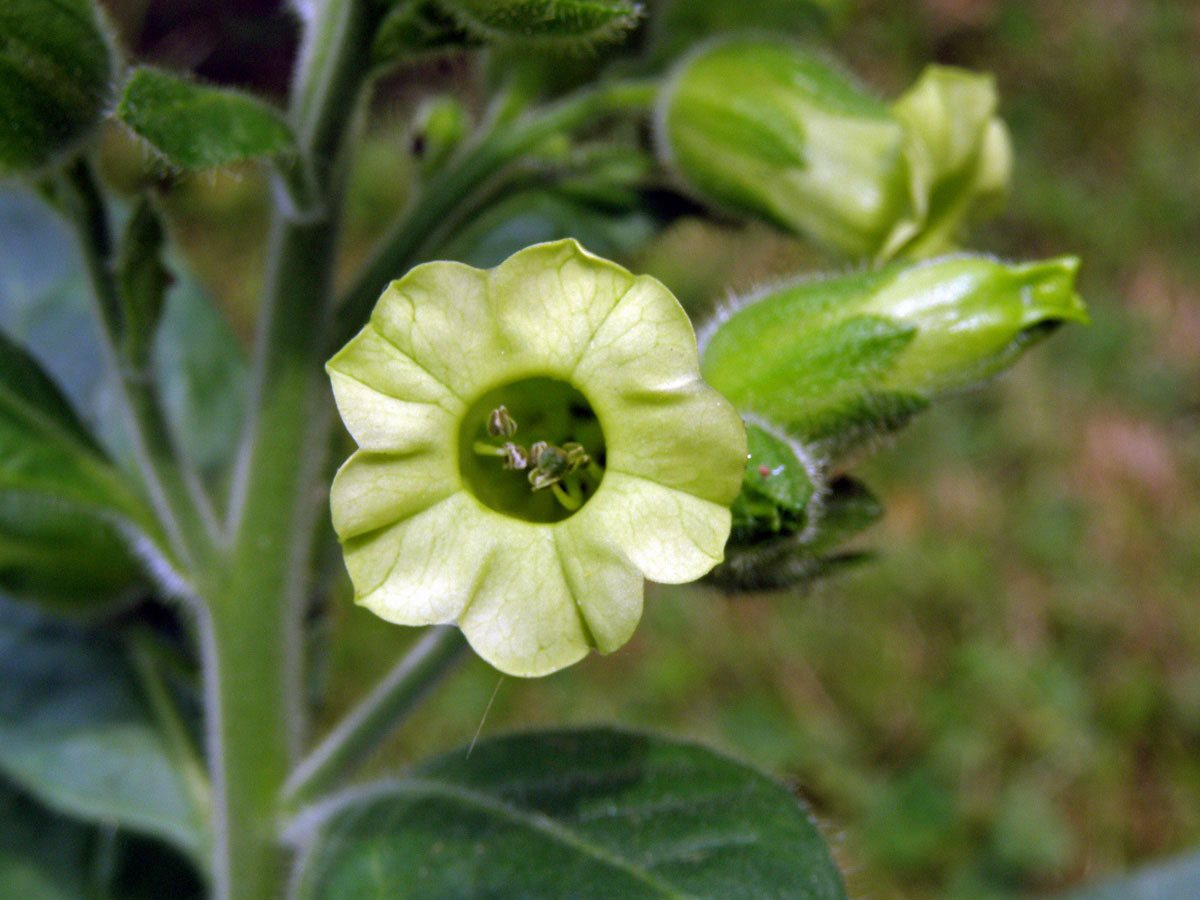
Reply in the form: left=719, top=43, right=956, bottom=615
left=604, top=378, right=746, bottom=506
left=457, top=522, right=592, bottom=677
left=584, top=471, right=732, bottom=584
left=488, top=239, right=637, bottom=376
left=553, top=518, right=643, bottom=655
left=327, top=325, right=463, bottom=452
left=330, top=448, right=458, bottom=541
left=573, top=274, right=747, bottom=506
left=345, top=492, right=495, bottom=625
left=571, top=273, right=699, bottom=393
left=369, top=260, right=497, bottom=400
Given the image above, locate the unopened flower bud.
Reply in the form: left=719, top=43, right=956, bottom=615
left=657, top=39, right=1012, bottom=261
left=701, top=254, right=1087, bottom=455
left=411, top=95, right=468, bottom=176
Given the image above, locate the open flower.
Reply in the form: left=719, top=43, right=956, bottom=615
left=327, top=239, right=747, bottom=676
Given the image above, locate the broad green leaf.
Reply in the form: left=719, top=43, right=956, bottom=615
left=0, top=596, right=208, bottom=858
left=0, top=186, right=248, bottom=476
left=0, top=779, right=205, bottom=900
left=293, top=728, right=847, bottom=900
left=0, top=0, right=115, bottom=175
left=0, top=330, right=149, bottom=609
left=152, top=272, right=248, bottom=474
left=372, top=1, right=478, bottom=67
left=116, top=67, right=296, bottom=170
left=117, top=197, right=171, bottom=367
left=1054, top=850, right=1200, bottom=900
left=441, top=0, right=641, bottom=43
left=0, top=780, right=91, bottom=900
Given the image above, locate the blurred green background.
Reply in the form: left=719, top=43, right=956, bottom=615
left=17, top=1, right=1200, bottom=898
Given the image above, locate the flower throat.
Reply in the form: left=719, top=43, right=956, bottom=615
left=458, top=377, right=605, bottom=523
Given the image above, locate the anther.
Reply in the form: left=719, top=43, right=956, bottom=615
left=487, top=405, right=518, bottom=438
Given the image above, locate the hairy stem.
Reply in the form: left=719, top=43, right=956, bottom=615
left=204, top=2, right=383, bottom=900
left=282, top=626, right=469, bottom=811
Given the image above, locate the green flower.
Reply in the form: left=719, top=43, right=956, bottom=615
left=327, top=239, right=747, bottom=677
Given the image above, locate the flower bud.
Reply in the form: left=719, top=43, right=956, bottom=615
left=882, top=64, right=1013, bottom=259
left=411, top=95, right=469, bottom=176
left=657, top=39, right=1012, bottom=260
left=700, top=254, right=1087, bottom=455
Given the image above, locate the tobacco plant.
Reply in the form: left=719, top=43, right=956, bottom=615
left=0, top=2, right=1088, bottom=898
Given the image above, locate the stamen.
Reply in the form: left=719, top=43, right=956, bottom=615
left=500, top=442, right=528, bottom=470
left=487, top=405, right=518, bottom=438
left=473, top=441, right=507, bottom=457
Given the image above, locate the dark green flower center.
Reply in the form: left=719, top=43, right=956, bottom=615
left=458, top=377, right=605, bottom=523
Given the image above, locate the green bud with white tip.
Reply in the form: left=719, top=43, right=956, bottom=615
left=657, top=38, right=1013, bottom=261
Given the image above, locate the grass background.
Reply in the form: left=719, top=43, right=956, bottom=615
left=89, top=1, right=1200, bottom=897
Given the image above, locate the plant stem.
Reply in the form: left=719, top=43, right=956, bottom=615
left=204, top=2, right=382, bottom=900
left=331, top=78, right=657, bottom=350
left=59, top=157, right=217, bottom=577
left=282, top=626, right=468, bottom=811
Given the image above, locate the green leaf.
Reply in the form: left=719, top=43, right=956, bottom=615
left=292, top=728, right=847, bottom=899
left=116, top=67, right=296, bottom=170
left=152, top=269, right=248, bottom=475
left=0, top=596, right=208, bottom=858
left=372, top=1, right=478, bottom=67
left=0, top=0, right=115, bottom=175
left=117, top=197, right=171, bottom=368
left=1054, top=849, right=1200, bottom=900
left=0, top=779, right=204, bottom=900
left=0, top=186, right=247, bottom=476
left=441, top=0, right=641, bottom=44
left=0, top=780, right=92, bottom=900
left=0, top=330, right=150, bottom=609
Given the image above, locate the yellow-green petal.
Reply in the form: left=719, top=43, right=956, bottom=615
left=585, top=472, right=732, bottom=584
left=369, top=260, right=496, bottom=399
left=553, top=518, right=643, bottom=655
left=457, top=522, right=591, bottom=677
left=330, top=448, right=458, bottom=540
left=345, top=492, right=494, bottom=625
left=573, top=275, right=746, bottom=506
left=327, top=325, right=462, bottom=452
left=488, top=239, right=637, bottom=377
